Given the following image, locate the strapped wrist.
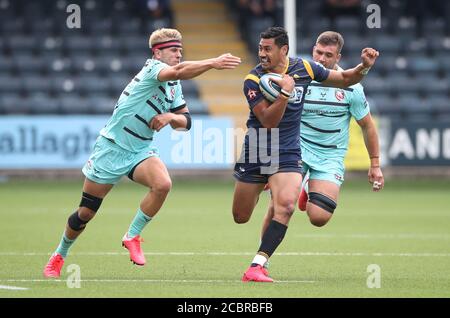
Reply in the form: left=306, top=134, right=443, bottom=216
left=360, top=64, right=371, bottom=75
left=280, top=88, right=291, bottom=98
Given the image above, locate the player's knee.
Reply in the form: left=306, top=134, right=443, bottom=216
left=308, top=192, right=337, bottom=214
left=70, top=192, right=103, bottom=231
left=152, top=178, right=172, bottom=194
left=276, top=198, right=295, bottom=219
left=309, top=215, right=331, bottom=227
left=232, top=212, right=250, bottom=224
left=68, top=210, right=91, bottom=231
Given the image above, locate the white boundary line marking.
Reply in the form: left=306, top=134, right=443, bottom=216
left=0, top=285, right=29, bottom=290
left=0, top=279, right=314, bottom=284
left=292, top=233, right=450, bottom=239
left=0, top=252, right=449, bottom=257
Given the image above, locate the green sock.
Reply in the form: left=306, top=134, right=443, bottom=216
left=127, top=208, right=152, bottom=238
left=55, top=234, right=75, bottom=258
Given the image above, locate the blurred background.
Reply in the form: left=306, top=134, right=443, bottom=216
left=0, top=0, right=449, bottom=179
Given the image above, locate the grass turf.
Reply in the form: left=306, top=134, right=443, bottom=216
left=0, top=178, right=449, bottom=298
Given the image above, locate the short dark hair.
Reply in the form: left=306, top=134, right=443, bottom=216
left=260, top=26, right=289, bottom=50
left=316, top=31, right=344, bottom=53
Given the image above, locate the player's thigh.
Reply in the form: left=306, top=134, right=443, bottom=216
left=268, top=172, right=302, bottom=214
left=307, top=179, right=340, bottom=223
left=132, top=156, right=172, bottom=192
left=82, top=178, right=114, bottom=197
left=232, top=181, right=265, bottom=219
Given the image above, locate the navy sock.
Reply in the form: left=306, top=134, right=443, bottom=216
left=258, top=220, right=288, bottom=257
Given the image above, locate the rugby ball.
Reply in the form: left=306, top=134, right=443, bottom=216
left=259, top=73, right=295, bottom=103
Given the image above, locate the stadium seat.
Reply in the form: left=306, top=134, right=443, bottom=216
left=408, top=56, right=439, bottom=74
left=374, top=35, right=404, bottom=54
left=184, top=97, right=209, bottom=115
left=23, top=75, right=53, bottom=95
left=75, top=74, right=110, bottom=95
left=89, top=94, right=117, bottom=114
left=0, top=56, right=14, bottom=73
left=13, top=54, right=45, bottom=75
left=361, top=75, right=391, bottom=95
left=0, top=75, right=22, bottom=94
left=64, top=36, right=95, bottom=54
left=121, top=55, right=149, bottom=74
left=59, top=94, right=92, bottom=114
left=370, top=94, right=399, bottom=116
left=0, top=18, right=25, bottom=36
left=70, top=54, right=97, bottom=74
left=181, top=80, right=200, bottom=99
left=388, top=73, right=422, bottom=95
left=427, top=95, right=450, bottom=117
left=0, top=94, right=29, bottom=114
left=27, top=93, right=60, bottom=114
left=334, top=16, right=361, bottom=33
left=93, top=35, right=122, bottom=54
left=108, top=74, right=133, bottom=95
left=51, top=75, right=77, bottom=95
left=8, top=35, right=37, bottom=54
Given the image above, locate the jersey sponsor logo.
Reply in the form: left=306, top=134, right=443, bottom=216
left=152, top=94, right=168, bottom=111
left=319, top=88, right=328, bottom=101
left=247, top=89, right=257, bottom=100
left=170, top=87, right=176, bottom=100
left=335, top=89, right=345, bottom=101
left=292, top=86, right=304, bottom=104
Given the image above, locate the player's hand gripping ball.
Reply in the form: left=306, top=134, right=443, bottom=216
left=259, top=73, right=296, bottom=103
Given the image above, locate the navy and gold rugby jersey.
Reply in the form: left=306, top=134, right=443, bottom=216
left=242, top=57, right=330, bottom=163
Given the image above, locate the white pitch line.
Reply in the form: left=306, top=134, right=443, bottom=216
left=0, top=285, right=29, bottom=290
left=0, top=252, right=449, bottom=257
left=0, top=279, right=314, bottom=284
left=292, top=233, right=450, bottom=240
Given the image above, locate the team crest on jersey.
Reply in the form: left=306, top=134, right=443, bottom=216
left=335, top=174, right=343, bottom=181
left=247, top=89, right=257, bottom=100
left=335, top=89, right=345, bottom=101
left=292, top=86, right=304, bottom=103
left=319, top=88, right=328, bottom=101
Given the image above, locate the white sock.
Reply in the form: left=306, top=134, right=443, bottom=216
left=252, top=254, right=268, bottom=267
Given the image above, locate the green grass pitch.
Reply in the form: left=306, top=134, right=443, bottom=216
left=0, top=178, right=449, bottom=298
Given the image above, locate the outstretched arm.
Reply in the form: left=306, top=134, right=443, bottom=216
left=323, top=48, right=379, bottom=88
left=357, top=113, right=384, bottom=191
left=157, top=53, right=241, bottom=81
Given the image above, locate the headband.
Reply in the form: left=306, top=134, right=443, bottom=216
left=151, top=39, right=182, bottom=53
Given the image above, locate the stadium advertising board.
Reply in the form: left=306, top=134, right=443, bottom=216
left=0, top=116, right=234, bottom=169
left=388, top=121, right=450, bottom=166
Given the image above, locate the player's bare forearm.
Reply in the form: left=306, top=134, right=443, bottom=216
left=360, top=119, right=380, bottom=167
left=325, top=64, right=368, bottom=88
left=254, top=97, right=289, bottom=128
left=254, top=74, right=294, bottom=128
left=158, top=53, right=241, bottom=81
left=168, top=113, right=188, bottom=130
left=149, top=113, right=187, bottom=132
left=323, top=48, right=379, bottom=88
left=170, top=59, right=217, bottom=80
